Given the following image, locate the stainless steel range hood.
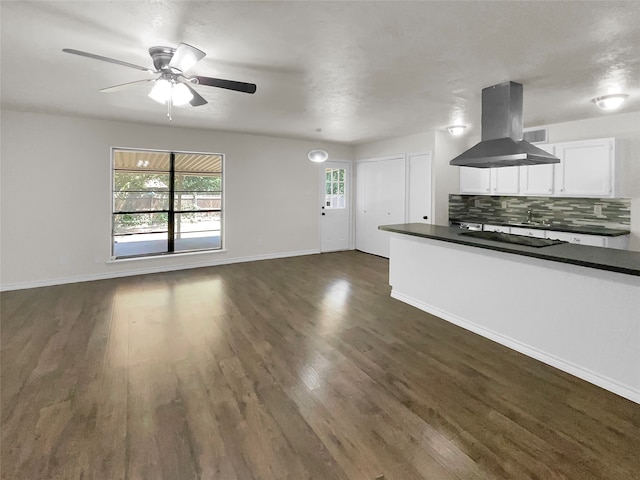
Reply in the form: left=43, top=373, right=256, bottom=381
left=450, top=81, right=560, bottom=168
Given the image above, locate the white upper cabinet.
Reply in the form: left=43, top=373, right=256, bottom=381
left=490, top=166, right=520, bottom=195
left=554, top=138, right=616, bottom=197
left=460, top=166, right=518, bottom=195
left=460, top=167, right=491, bottom=194
left=459, top=138, right=618, bottom=198
left=520, top=144, right=555, bottom=196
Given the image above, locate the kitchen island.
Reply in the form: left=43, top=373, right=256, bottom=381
left=379, top=223, right=640, bottom=403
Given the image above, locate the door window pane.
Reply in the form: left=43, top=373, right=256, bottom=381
left=325, top=168, right=346, bottom=209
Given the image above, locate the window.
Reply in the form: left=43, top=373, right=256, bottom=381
left=112, top=148, right=223, bottom=259
left=324, top=168, right=346, bottom=209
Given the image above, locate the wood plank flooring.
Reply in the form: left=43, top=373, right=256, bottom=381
left=2, top=251, right=640, bottom=480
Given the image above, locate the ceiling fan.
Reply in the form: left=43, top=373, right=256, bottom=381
left=62, top=43, right=256, bottom=120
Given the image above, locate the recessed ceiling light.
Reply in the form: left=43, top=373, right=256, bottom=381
left=447, top=125, right=467, bottom=136
left=308, top=149, right=329, bottom=163
left=591, top=93, right=628, bottom=111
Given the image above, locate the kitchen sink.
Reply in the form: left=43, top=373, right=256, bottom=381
left=459, top=230, right=566, bottom=248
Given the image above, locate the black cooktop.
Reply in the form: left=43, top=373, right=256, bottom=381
left=459, top=230, right=567, bottom=248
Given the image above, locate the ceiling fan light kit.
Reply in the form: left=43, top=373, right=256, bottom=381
left=148, top=79, right=193, bottom=106
left=62, top=42, right=256, bottom=121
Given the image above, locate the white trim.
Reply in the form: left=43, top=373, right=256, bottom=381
left=355, top=154, right=405, bottom=164
left=390, top=290, right=640, bottom=405
left=0, top=249, right=320, bottom=292
left=107, top=248, right=229, bottom=263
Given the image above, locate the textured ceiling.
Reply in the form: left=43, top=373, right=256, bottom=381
left=2, top=1, right=639, bottom=145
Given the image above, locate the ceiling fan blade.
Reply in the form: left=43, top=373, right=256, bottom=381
left=192, top=76, right=257, bottom=94
left=169, top=43, right=205, bottom=73
left=100, top=79, right=156, bottom=93
left=63, top=48, right=155, bottom=73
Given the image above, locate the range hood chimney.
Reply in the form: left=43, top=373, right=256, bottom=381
left=450, top=81, right=560, bottom=168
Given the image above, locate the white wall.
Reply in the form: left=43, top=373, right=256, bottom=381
left=433, top=131, right=466, bottom=225
left=0, top=110, right=354, bottom=289
left=355, top=131, right=467, bottom=226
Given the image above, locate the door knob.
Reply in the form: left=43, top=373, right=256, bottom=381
left=322, top=212, right=326, bottom=216
left=423, top=216, right=428, bottom=220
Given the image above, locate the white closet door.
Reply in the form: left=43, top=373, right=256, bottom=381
left=407, top=153, right=432, bottom=223
left=355, top=161, right=371, bottom=254
left=356, top=157, right=405, bottom=258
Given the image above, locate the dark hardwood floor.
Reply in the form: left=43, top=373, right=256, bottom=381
left=2, top=251, right=639, bottom=480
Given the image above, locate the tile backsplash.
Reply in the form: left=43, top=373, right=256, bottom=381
left=449, top=195, right=630, bottom=230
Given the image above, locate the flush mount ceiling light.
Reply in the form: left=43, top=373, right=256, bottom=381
left=592, top=93, right=628, bottom=111
left=447, top=125, right=467, bottom=136
left=308, top=149, right=329, bottom=163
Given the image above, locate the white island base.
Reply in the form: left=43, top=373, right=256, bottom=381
left=388, top=233, right=640, bottom=404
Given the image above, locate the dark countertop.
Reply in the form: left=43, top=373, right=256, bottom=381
left=449, top=218, right=630, bottom=237
left=379, top=223, right=640, bottom=277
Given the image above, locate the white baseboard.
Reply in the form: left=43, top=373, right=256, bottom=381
left=391, top=290, right=640, bottom=405
left=0, top=249, right=320, bottom=292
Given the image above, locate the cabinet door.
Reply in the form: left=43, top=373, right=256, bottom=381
left=510, top=227, right=546, bottom=238
left=490, top=166, right=520, bottom=195
left=554, top=139, right=614, bottom=197
left=460, top=167, right=491, bottom=194
left=520, top=144, right=555, bottom=195
left=484, top=224, right=511, bottom=233
left=546, top=231, right=606, bottom=247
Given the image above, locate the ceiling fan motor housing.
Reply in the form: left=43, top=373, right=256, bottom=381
left=149, top=46, right=177, bottom=72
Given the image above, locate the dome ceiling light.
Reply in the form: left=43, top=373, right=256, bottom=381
left=592, top=93, right=628, bottom=111
left=308, top=149, right=329, bottom=163
left=447, top=125, right=467, bottom=136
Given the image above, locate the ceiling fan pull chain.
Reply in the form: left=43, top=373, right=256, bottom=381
left=167, top=96, right=173, bottom=122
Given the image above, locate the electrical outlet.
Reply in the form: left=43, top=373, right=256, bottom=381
left=501, top=201, right=508, bottom=209
left=594, top=204, right=602, bottom=215
left=474, top=199, right=481, bottom=207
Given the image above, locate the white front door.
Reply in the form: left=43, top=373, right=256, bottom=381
left=320, top=161, right=351, bottom=252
